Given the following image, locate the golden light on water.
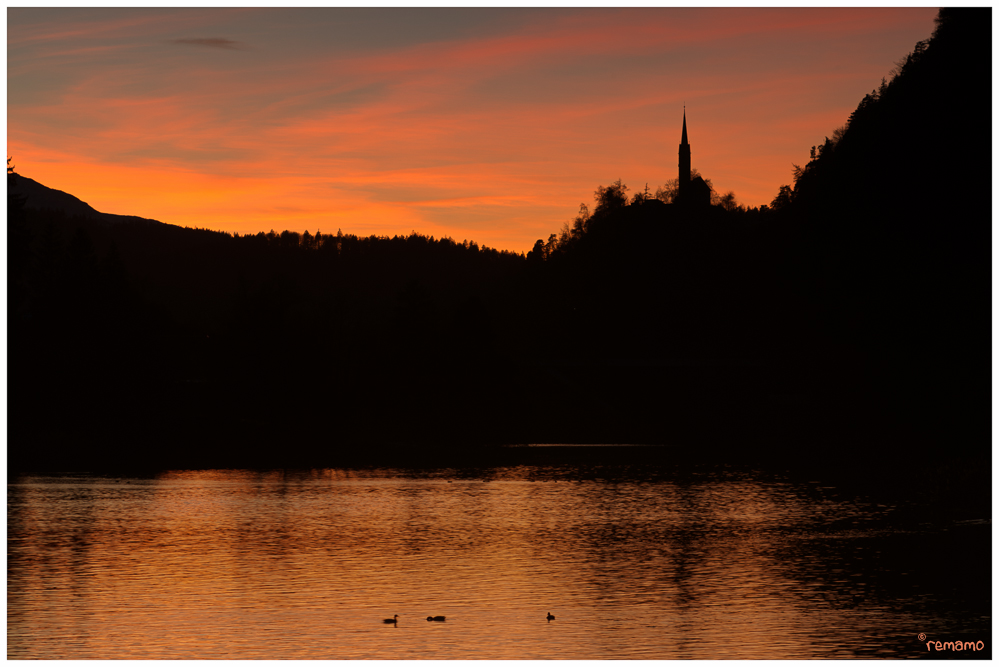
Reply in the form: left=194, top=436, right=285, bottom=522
left=7, top=469, right=951, bottom=659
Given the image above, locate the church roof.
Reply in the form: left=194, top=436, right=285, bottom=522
left=681, top=109, right=688, bottom=145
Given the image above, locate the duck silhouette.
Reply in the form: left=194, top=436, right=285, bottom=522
left=547, top=612, right=555, bottom=621
left=383, top=615, right=399, bottom=624
left=426, top=616, right=446, bottom=622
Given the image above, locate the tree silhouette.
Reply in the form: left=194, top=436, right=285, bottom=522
left=718, top=191, right=741, bottom=212
left=8, top=157, right=27, bottom=213
left=769, top=185, right=793, bottom=211
left=655, top=179, right=679, bottom=204
left=593, top=179, right=629, bottom=215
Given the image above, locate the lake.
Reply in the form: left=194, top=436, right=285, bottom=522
left=7, top=456, right=991, bottom=659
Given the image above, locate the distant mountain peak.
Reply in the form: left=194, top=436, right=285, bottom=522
left=10, top=176, right=164, bottom=226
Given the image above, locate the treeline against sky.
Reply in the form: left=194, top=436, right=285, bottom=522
left=9, top=205, right=536, bottom=467
left=771, top=7, right=990, bottom=451
left=8, top=8, right=989, bottom=470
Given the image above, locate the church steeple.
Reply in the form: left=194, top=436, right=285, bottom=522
left=678, top=107, right=691, bottom=195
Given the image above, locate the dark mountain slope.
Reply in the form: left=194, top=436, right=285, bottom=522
left=783, top=7, right=991, bottom=452
left=12, top=175, right=163, bottom=225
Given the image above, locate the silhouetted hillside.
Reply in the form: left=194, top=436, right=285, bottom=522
left=8, top=9, right=989, bottom=471
left=12, top=175, right=163, bottom=226
left=776, top=7, right=991, bottom=452
left=520, top=7, right=991, bottom=459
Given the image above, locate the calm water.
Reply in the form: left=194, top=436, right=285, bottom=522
left=7, top=462, right=991, bottom=659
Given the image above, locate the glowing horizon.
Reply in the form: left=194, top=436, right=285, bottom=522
left=8, top=8, right=938, bottom=252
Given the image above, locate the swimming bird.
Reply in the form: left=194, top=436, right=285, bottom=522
left=546, top=612, right=555, bottom=621
left=383, top=615, right=399, bottom=624
left=426, top=616, right=446, bottom=622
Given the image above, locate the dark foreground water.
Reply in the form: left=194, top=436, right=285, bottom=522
left=7, top=455, right=991, bottom=659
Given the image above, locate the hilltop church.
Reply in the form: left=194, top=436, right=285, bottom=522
left=675, top=109, right=712, bottom=207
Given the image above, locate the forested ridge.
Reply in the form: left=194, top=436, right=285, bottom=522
left=8, top=8, right=989, bottom=470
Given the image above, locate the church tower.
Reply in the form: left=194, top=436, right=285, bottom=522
left=678, top=107, right=691, bottom=198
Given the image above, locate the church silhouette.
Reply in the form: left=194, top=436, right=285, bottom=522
left=676, top=109, right=712, bottom=207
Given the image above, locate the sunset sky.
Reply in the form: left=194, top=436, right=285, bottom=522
left=8, top=7, right=939, bottom=252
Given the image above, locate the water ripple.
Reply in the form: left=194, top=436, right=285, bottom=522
left=7, top=467, right=989, bottom=659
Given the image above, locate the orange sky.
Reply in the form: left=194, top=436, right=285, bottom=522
left=8, top=8, right=939, bottom=252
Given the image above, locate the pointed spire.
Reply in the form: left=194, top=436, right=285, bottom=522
left=678, top=105, right=691, bottom=188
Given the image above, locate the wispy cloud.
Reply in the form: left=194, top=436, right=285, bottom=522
left=170, top=38, right=245, bottom=50
left=9, top=8, right=939, bottom=251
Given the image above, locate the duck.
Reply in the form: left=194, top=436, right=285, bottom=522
left=383, top=615, right=399, bottom=624
left=546, top=612, right=555, bottom=621
left=426, top=616, right=446, bottom=622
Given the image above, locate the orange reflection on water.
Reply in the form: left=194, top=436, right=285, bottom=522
left=8, top=469, right=939, bottom=658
